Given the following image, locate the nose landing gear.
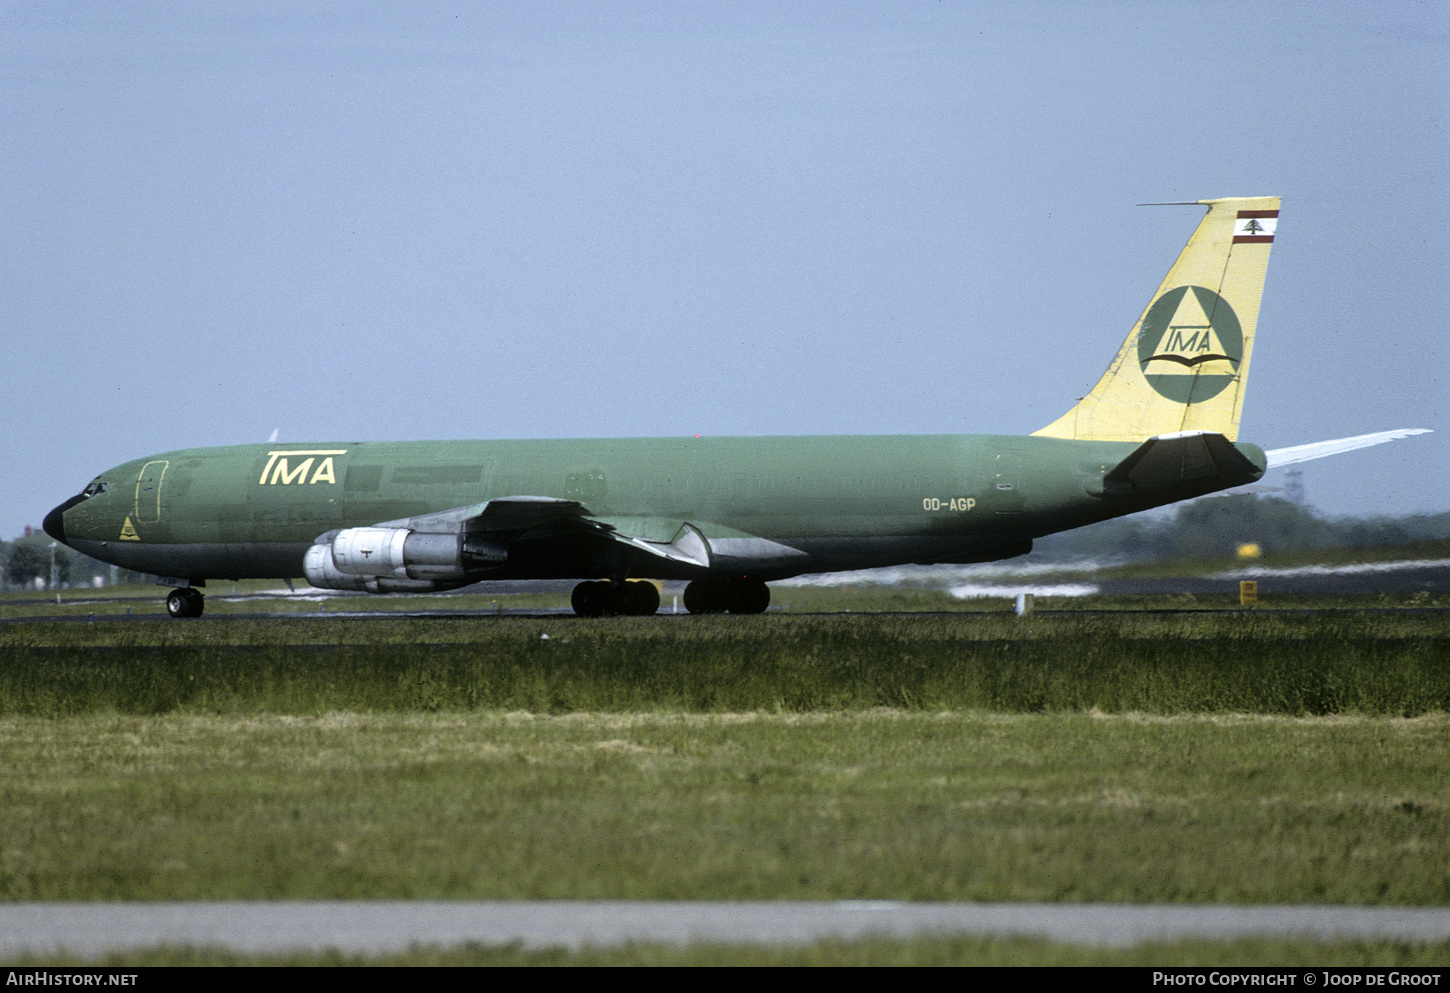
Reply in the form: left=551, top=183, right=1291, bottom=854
left=165, top=587, right=205, bottom=619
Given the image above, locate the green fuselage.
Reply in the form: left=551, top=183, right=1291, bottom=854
left=49, top=433, right=1266, bottom=585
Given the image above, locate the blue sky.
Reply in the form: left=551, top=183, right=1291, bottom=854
left=4, top=1, right=1446, bottom=538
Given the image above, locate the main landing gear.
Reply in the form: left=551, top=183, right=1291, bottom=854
left=682, top=577, right=770, bottom=615
left=567, top=577, right=771, bottom=617
left=166, top=587, right=205, bottom=619
left=570, top=580, right=661, bottom=617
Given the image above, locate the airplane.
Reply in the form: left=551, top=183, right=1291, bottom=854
left=43, top=196, right=1430, bottom=618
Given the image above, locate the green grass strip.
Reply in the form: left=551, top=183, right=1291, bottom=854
left=0, top=711, right=1446, bottom=904
left=2, top=613, right=1447, bottom=716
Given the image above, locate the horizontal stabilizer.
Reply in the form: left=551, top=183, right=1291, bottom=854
left=1265, top=429, right=1432, bottom=468
left=1104, top=431, right=1263, bottom=493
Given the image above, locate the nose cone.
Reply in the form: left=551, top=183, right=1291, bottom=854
left=43, top=494, right=85, bottom=545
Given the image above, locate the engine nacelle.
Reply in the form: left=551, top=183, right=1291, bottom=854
left=304, top=526, right=508, bottom=593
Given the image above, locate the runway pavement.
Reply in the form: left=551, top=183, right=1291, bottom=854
left=3, top=902, right=1450, bottom=957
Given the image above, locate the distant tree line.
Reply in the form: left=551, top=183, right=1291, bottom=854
left=1034, top=495, right=1450, bottom=564
left=0, top=535, right=149, bottom=592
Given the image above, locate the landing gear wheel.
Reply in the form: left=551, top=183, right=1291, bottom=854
left=166, top=587, right=205, bottom=619
left=619, top=580, right=660, bottom=616
left=727, top=579, right=770, bottom=615
left=571, top=580, right=662, bottom=617
left=683, top=578, right=727, bottom=614
left=570, top=581, right=610, bottom=617
left=683, top=578, right=770, bottom=615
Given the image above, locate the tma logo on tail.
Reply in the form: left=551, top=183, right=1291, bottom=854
left=1137, top=285, right=1243, bottom=403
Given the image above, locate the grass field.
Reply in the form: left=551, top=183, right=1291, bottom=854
left=0, top=709, right=1446, bottom=905
left=2, top=608, right=1447, bottom=716
left=2, top=596, right=1447, bottom=963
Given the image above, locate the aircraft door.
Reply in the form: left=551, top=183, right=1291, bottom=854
left=135, top=460, right=169, bottom=524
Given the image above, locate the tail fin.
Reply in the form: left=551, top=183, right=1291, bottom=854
left=1034, top=196, right=1279, bottom=442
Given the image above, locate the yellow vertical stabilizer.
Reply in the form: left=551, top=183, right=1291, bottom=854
left=1034, top=196, right=1279, bottom=442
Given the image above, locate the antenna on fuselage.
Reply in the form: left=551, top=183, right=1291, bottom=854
left=267, top=429, right=279, bottom=443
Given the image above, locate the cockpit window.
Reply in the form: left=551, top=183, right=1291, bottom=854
left=82, top=480, right=108, bottom=498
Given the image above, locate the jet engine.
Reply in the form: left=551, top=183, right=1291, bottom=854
left=304, top=527, right=508, bottom=593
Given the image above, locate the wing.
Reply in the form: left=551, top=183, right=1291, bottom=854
left=305, top=495, right=811, bottom=592
left=395, top=496, right=713, bottom=570
left=1265, top=428, right=1432, bottom=468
